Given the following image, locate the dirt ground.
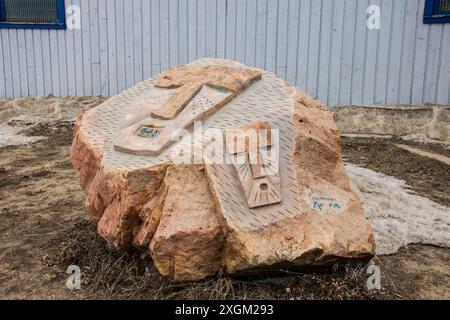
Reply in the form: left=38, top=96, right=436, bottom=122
left=343, top=137, right=450, bottom=207
left=0, top=97, right=449, bottom=300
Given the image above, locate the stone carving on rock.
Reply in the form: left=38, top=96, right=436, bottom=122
left=113, top=65, right=261, bottom=156
left=225, top=121, right=281, bottom=208
left=70, top=59, right=376, bottom=282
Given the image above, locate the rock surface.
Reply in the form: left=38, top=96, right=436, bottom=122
left=70, top=59, right=375, bottom=281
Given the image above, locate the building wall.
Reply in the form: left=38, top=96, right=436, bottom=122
left=0, top=0, right=449, bottom=106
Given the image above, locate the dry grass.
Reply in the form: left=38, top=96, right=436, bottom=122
left=44, top=219, right=393, bottom=300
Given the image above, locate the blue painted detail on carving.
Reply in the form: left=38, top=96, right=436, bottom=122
left=312, top=196, right=341, bottom=213
left=313, top=201, right=324, bottom=212
left=215, top=87, right=229, bottom=94
left=136, top=126, right=161, bottom=138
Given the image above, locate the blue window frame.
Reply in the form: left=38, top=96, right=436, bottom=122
left=0, top=0, right=66, bottom=29
left=424, top=0, right=450, bottom=24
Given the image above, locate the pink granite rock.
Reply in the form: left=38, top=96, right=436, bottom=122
left=70, top=59, right=375, bottom=282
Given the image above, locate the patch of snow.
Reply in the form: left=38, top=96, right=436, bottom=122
left=401, top=134, right=450, bottom=149
left=0, top=95, right=106, bottom=148
left=0, top=123, right=45, bottom=147
left=346, top=163, right=450, bottom=255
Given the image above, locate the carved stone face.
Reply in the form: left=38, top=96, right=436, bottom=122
left=225, top=121, right=281, bottom=208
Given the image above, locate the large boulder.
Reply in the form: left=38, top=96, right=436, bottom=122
left=70, top=59, right=375, bottom=281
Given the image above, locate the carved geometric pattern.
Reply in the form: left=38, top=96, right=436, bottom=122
left=112, top=64, right=261, bottom=156
left=80, top=59, right=301, bottom=230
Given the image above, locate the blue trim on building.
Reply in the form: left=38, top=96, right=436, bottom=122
left=0, top=0, right=5, bottom=22
left=0, top=0, right=66, bottom=29
left=424, top=0, right=450, bottom=24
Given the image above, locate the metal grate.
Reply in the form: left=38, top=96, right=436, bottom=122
left=439, top=0, right=450, bottom=12
left=424, top=0, right=450, bottom=23
left=3, top=0, right=58, bottom=23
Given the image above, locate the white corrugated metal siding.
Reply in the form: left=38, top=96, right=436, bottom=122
left=0, top=0, right=449, bottom=106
